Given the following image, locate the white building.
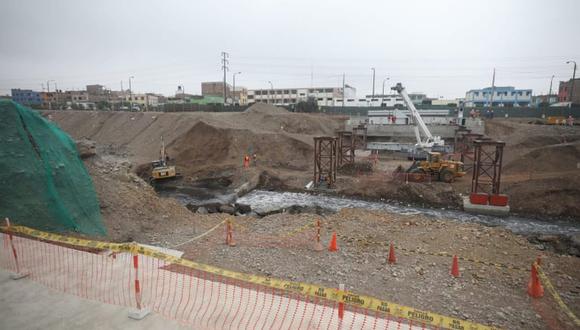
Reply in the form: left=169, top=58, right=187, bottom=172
left=334, top=93, right=428, bottom=107
left=247, top=85, right=356, bottom=106
left=125, top=93, right=161, bottom=110
left=465, top=86, right=532, bottom=107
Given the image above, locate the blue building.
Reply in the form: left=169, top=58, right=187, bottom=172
left=11, top=89, right=42, bottom=106
left=465, top=86, right=532, bottom=107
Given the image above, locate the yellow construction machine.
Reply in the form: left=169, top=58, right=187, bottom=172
left=150, top=136, right=178, bottom=181
left=396, top=152, right=465, bottom=183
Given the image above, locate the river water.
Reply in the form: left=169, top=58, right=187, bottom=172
left=237, top=190, right=580, bottom=236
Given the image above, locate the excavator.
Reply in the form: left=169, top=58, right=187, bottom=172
left=150, top=136, right=178, bottom=181
left=391, top=83, right=465, bottom=183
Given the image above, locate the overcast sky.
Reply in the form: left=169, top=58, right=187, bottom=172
left=1, top=0, right=579, bottom=98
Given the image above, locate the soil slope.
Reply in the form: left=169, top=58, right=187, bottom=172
left=44, top=105, right=343, bottom=179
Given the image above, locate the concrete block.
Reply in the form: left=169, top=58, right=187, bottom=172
left=128, top=308, right=151, bottom=320
left=463, top=196, right=509, bottom=217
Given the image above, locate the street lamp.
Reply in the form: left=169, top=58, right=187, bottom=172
left=233, top=72, right=242, bottom=105
left=566, top=60, right=577, bottom=105
left=371, top=68, right=376, bottom=98
left=268, top=81, right=274, bottom=104
left=382, top=77, right=390, bottom=96
left=128, top=76, right=134, bottom=111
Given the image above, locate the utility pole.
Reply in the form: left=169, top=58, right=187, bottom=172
left=233, top=72, right=242, bottom=105
left=221, top=51, right=229, bottom=105
left=268, top=81, right=274, bottom=104
left=120, top=80, right=124, bottom=111
left=47, top=80, right=55, bottom=110
left=342, top=73, right=345, bottom=108
left=566, top=60, right=577, bottom=105
left=371, top=68, right=376, bottom=98
left=54, top=82, right=59, bottom=110
left=128, top=76, right=134, bottom=111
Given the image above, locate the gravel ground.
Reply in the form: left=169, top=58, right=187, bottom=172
left=179, top=209, right=580, bottom=330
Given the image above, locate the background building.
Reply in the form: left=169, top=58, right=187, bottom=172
left=532, top=94, right=559, bottom=107
left=465, top=86, right=533, bottom=107
left=11, top=89, right=42, bottom=106
left=11, top=88, right=42, bottom=105
left=125, top=93, right=161, bottom=110
left=66, top=90, right=89, bottom=103
left=408, top=93, right=428, bottom=105
left=558, top=78, right=580, bottom=104
left=232, top=87, right=248, bottom=105
left=247, top=86, right=356, bottom=106
left=201, top=81, right=231, bottom=98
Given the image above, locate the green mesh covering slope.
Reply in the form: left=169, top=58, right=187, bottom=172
left=0, top=100, right=105, bottom=236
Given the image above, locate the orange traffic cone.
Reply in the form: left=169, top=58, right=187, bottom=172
left=328, top=232, right=338, bottom=252
left=451, top=255, right=460, bottom=277
left=527, top=263, right=544, bottom=298
left=388, top=243, right=397, bottom=264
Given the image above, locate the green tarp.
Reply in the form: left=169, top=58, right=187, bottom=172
left=0, top=100, right=105, bottom=236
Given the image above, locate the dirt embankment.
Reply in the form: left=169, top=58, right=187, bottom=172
left=483, top=120, right=580, bottom=218
left=44, top=105, right=343, bottom=180
left=45, top=108, right=580, bottom=218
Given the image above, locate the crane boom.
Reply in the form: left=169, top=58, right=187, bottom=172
left=391, top=83, right=443, bottom=148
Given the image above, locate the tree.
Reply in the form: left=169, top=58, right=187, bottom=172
left=295, top=96, right=319, bottom=113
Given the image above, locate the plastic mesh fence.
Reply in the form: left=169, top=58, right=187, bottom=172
left=0, top=100, right=105, bottom=235
left=0, top=232, right=427, bottom=329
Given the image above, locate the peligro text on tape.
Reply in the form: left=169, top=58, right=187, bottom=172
left=1, top=225, right=499, bottom=330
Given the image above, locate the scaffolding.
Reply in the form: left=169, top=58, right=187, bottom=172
left=313, top=137, right=338, bottom=188
left=456, top=132, right=484, bottom=173
left=351, top=126, right=367, bottom=151
left=471, top=140, right=505, bottom=195
left=336, top=130, right=354, bottom=168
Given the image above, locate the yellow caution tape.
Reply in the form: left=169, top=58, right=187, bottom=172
left=536, top=264, right=580, bottom=327
left=1, top=225, right=498, bottom=330
left=230, top=218, right=315, bottom=238
left=281, top=221, right=315, bottom=238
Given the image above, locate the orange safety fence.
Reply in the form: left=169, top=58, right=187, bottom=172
left=0, top=225, right=498, bottom=330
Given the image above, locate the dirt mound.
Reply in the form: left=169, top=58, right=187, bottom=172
left=167, top=121, right=314, bottom=176
left=484, top=120, right=517, bottom=140
left=244, top=103, right=288, bottom=115
left=514, top=135, right=565, bottom=148
left=504, top=142, right=580, bottom=173
left=505, top=176, right=580, bottom=218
